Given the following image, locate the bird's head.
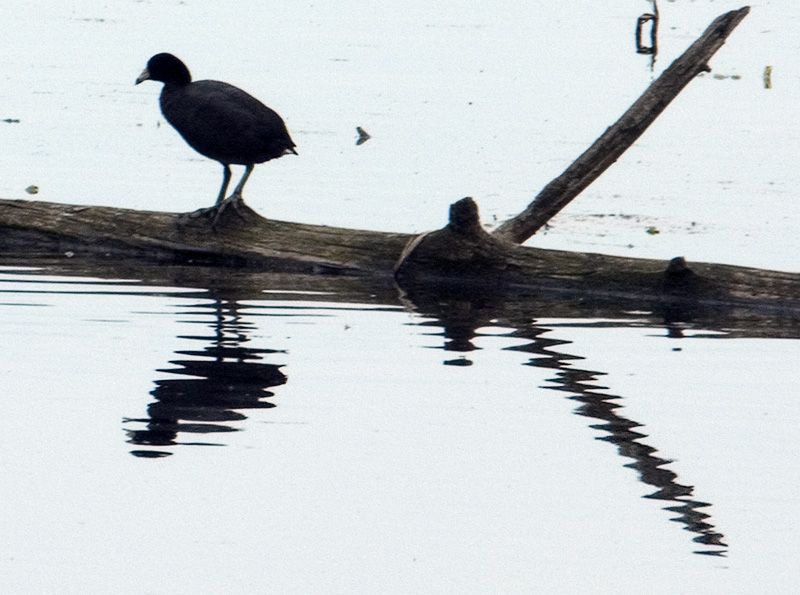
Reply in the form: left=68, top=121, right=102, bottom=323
left=136, top=53, right=192, bottom=86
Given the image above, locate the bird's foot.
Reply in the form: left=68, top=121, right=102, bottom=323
left=179, top=194, right=248, bottom=229
left=210, top=193, right=248, bottom=228
left=182, top=205, right=217, bottom=220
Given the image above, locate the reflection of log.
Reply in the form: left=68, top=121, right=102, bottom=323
left=1, top=6, right=794, bottom=312
left=494, top=6, right=751, bottom=244
left=4, top=253, right=799, bottom=341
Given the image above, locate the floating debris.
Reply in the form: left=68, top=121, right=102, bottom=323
left=2, top=118, right=20, bottom=123
left=764, top=65, right=773, bottom=89
left=25, top=185, right=39, bottom=195
left=712, top=73, right=742, bottom=80
left=356, top=126, right=371, bottom=146
left=646, top=226, right=660, bottom=235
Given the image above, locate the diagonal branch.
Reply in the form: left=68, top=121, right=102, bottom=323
left=493, top=6, right=751, bottom=245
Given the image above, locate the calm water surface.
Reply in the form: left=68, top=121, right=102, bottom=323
left=0, top=263, right=798, bottom=594
left=2, top=1, right=800, bottom=593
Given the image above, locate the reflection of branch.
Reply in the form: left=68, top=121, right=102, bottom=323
left=506, top=325, right=728, bottom=556
left=406, top=280, right=728, bottom=554
left=125, top=299, right=286, bottom=457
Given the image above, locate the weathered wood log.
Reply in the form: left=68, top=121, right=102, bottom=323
left=493, top=6, right=751, bottom=244
left=0, top=198, right=410, bottom=273
left=2, top=195, right=798, bottom=316
left=394, top=197, right=800, bottom=314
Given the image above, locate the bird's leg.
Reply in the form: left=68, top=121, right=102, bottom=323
left=207, top=165, right=255, bottom=228
left=216, top=164, right=232, bottom=205
left=184, top=164, right=233, bottom=221
left=182, top=164, right=255, bottom=229
left=228, top=164, right=254, bottom=207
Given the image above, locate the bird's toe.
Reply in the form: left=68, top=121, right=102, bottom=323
left=176, top=206, right=215, bottom=226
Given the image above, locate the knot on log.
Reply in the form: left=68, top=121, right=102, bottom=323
left=395, top=197, right=517, bottom=282
left=448, top=197, right=484, bottom=237
left=666, top=256, right=691, bottom=275
left=660, top=256, right=726, bottom=301
left=662, top=256, right=699, bottom=292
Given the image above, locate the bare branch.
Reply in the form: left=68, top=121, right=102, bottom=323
left=493, top=7, right=751, bottom=244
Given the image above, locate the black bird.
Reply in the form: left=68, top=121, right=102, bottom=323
left=135, top=53, right=297, bottom=221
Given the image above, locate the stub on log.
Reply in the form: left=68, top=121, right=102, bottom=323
left=394, top=197, right=518, bottom=281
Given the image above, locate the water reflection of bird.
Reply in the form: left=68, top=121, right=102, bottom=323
left=135, top=53, right=297, bottom=223
left=125, top=299, right=287, bottom=457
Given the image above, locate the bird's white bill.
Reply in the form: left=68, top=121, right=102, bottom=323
left=135, top=68, right=150, bottom=85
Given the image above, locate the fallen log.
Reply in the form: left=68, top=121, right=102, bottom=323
left=395, top=197, right=800, bottom=312
left=1, top=194, right=798, bottom=315
left=0, top=198, right=409, bottom=273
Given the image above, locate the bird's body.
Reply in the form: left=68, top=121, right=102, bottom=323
left=159, top=79, right=295, bottom=167
left=136, top=53, right=296, bottom=221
